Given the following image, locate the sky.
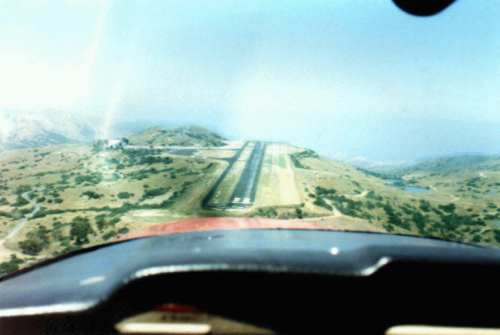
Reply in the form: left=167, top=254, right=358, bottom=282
left=0, top=0, right=499, bottom=161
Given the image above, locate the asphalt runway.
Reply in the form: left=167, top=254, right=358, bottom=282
left=228, top=142, right=265, bottom=207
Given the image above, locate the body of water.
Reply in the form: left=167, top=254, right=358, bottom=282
left=386, top=179, right=430, bottom=193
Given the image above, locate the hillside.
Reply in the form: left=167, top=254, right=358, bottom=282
left=127, top=126, right=226, bottom=147
left=0, top=112, right=96, bottom=150
left=0, top=136, right=499, bottom=278
left=358, top=155, right=500, bottom=201
left=0, top=143, right=225, bottom=276
left=280, top=149, right=500, bottom=246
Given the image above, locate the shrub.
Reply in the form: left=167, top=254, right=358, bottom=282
left=110, top=217, right=120, bottom=225
left=143, top=187, right=169, bottom=199
left=0, top=255, right=24, bottom=276
left=19, top=238, right=45, bottom=255
left=13, top=195, right=29, bottom=207
left=255, top=207, right=278, bottom=218
left=75, top=173, right=103, bottom=185
left=81, top=191, right=103, bottom=200
left=117, top=192, right=134, bottom=199
left=32, top=207, right=48, bottom=219
left=290, top=150, right=319, bottom=169
left=95, top=215, right=107, bottom=231
left=15, top=185, right=32, bottom=195
left=383, top=203, right=410, bottom=230
left=295, top=207, right=304, bottom=219
left=0, top=211, right=12, bottom=219
left=70, top=216, right=94, bottom=245
left=439, top=203, right=456, bottom=213
left=419, top=200, right=432, bottom=212
left=313, top=197, right=332, bottom=211
left=103, top=230, right=117, bottom=240
left=494, top=230, right=500, bottom=243
left=117, top=227, right=129, bottom=235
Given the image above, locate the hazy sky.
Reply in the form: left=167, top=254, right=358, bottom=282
left=1, top=0, right=499, bottom=161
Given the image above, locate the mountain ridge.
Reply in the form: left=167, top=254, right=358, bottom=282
left=0, top=112, right=96, bottom=150
left=356, top=153, right=500, bottom=177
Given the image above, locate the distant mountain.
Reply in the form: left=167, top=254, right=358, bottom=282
left=0, top=112, right=96, bottom=150
left=404, top=154, right=500, bottom=174
left=106, top=120, right=179, bottom=139
left=339, top=155, right=411, bottom=171
left=127, top=126, right=226, bottom=147
left=364, top=154, right=500, bottom=177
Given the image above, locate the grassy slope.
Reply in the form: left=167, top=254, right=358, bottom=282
left=249, top=147, right=500, bottom=246
left=295, top=152, right=500, bottom=245
left=0, top=144, right=223, bottom=273
left=1, top=141, right=499, bottom=277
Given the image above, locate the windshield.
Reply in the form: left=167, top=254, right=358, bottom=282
left=0, top=0, right=499, bottom=277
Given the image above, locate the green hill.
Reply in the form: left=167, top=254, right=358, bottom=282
left=127, top=126, right=226, bottom=147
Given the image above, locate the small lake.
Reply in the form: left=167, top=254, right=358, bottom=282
left=386, top=179, right=430, bottom=193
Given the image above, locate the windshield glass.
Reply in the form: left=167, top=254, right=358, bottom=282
left=1, top=0, right=499, bottom=277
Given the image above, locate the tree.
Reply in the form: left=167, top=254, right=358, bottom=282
left=295, top=207, right=304, bottom=219
left=143, top=187, right=169, bottom=199
left=70, top=216, right=94, bottom=245
left=117, top=192, right=134, bottom=199
left=313, top=197, right=332, bottom=211
left=419, top=200, right=432, bottom=212
left=92, top=140, right=107, bottom=153
left=19, top=225, right=50, bottom=255
left=81, top=191, right=103, bottom=199
left=19, top=238, right=45, bottom=255
left=13, top=195, right=29, bottom=207
left=117, top=227, right=129, bottom=235
left=494, top=230, right=500, bottom=243
left=439, top=203, right=456, bottom=213
left=383, top=203, right=410, bottom=230
left=0, top=255, right=23, bottom=276
left=412, top=212, right=426, bottom=232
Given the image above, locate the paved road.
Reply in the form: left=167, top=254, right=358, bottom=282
left=228, top=142, right=266, bottom=207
